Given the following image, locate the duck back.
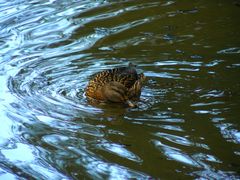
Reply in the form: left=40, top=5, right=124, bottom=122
left=85, top=63, right=145, bottom=106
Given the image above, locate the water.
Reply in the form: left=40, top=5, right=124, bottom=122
left=0, top=0, right=240, bottom=179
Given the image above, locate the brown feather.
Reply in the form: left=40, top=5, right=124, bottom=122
left=85, top=63, right=145, bottom=106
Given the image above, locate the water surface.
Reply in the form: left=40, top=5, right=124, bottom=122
left=0, top=0, right=240, bottom=179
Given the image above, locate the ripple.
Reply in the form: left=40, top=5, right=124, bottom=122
left=2, top=143, right=34, bottom=162
left=191, top=101, right=225, bottom=107
left=216, top=123, right=240, bottom=144
left=154, top=60, right=203, bottom=67
left=1, top=142, right=68, bottom=179
left=96, top=142, right=142, bottom=163
left=152, top=140, right=201, bottom=167
left=63, top=147, right=150, bottom=179
left=145, top=71, right=181, bottom=79
left=154, top=132, right=193, bottom=147
left=6, top=53, right=103, bottom=119
left=205, top=59, right=224, bottom=67
left=200, top=90, right=225, bottom=98
left=217, top=47, right=240, bottom=54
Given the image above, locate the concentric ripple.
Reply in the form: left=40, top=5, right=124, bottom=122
left=7, top=54, right=102, bottom=119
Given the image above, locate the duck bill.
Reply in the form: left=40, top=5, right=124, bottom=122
left=126, top=100, right=137, bottom=108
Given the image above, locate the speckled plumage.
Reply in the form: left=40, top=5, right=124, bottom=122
left=85, top=63, right=145, bottom=107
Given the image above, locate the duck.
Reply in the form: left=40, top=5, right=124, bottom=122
left=85, top=63, right=145, bottom=107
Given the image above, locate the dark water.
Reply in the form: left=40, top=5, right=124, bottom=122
left=0, top=0, right=240, bottom=179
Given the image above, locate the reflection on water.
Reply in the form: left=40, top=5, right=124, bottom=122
left=0, top=0, right=240, bottom=179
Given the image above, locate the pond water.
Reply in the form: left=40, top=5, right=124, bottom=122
left=0, top=0, right=240, bottom=179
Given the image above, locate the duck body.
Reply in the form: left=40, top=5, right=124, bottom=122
left=85, top=63, right=145, bottom=107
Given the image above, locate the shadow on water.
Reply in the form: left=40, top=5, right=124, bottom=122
left=0, top=0, right=240, bottom=179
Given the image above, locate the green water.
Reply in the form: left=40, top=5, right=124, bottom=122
left=0, top=0, right=240, bottom=179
